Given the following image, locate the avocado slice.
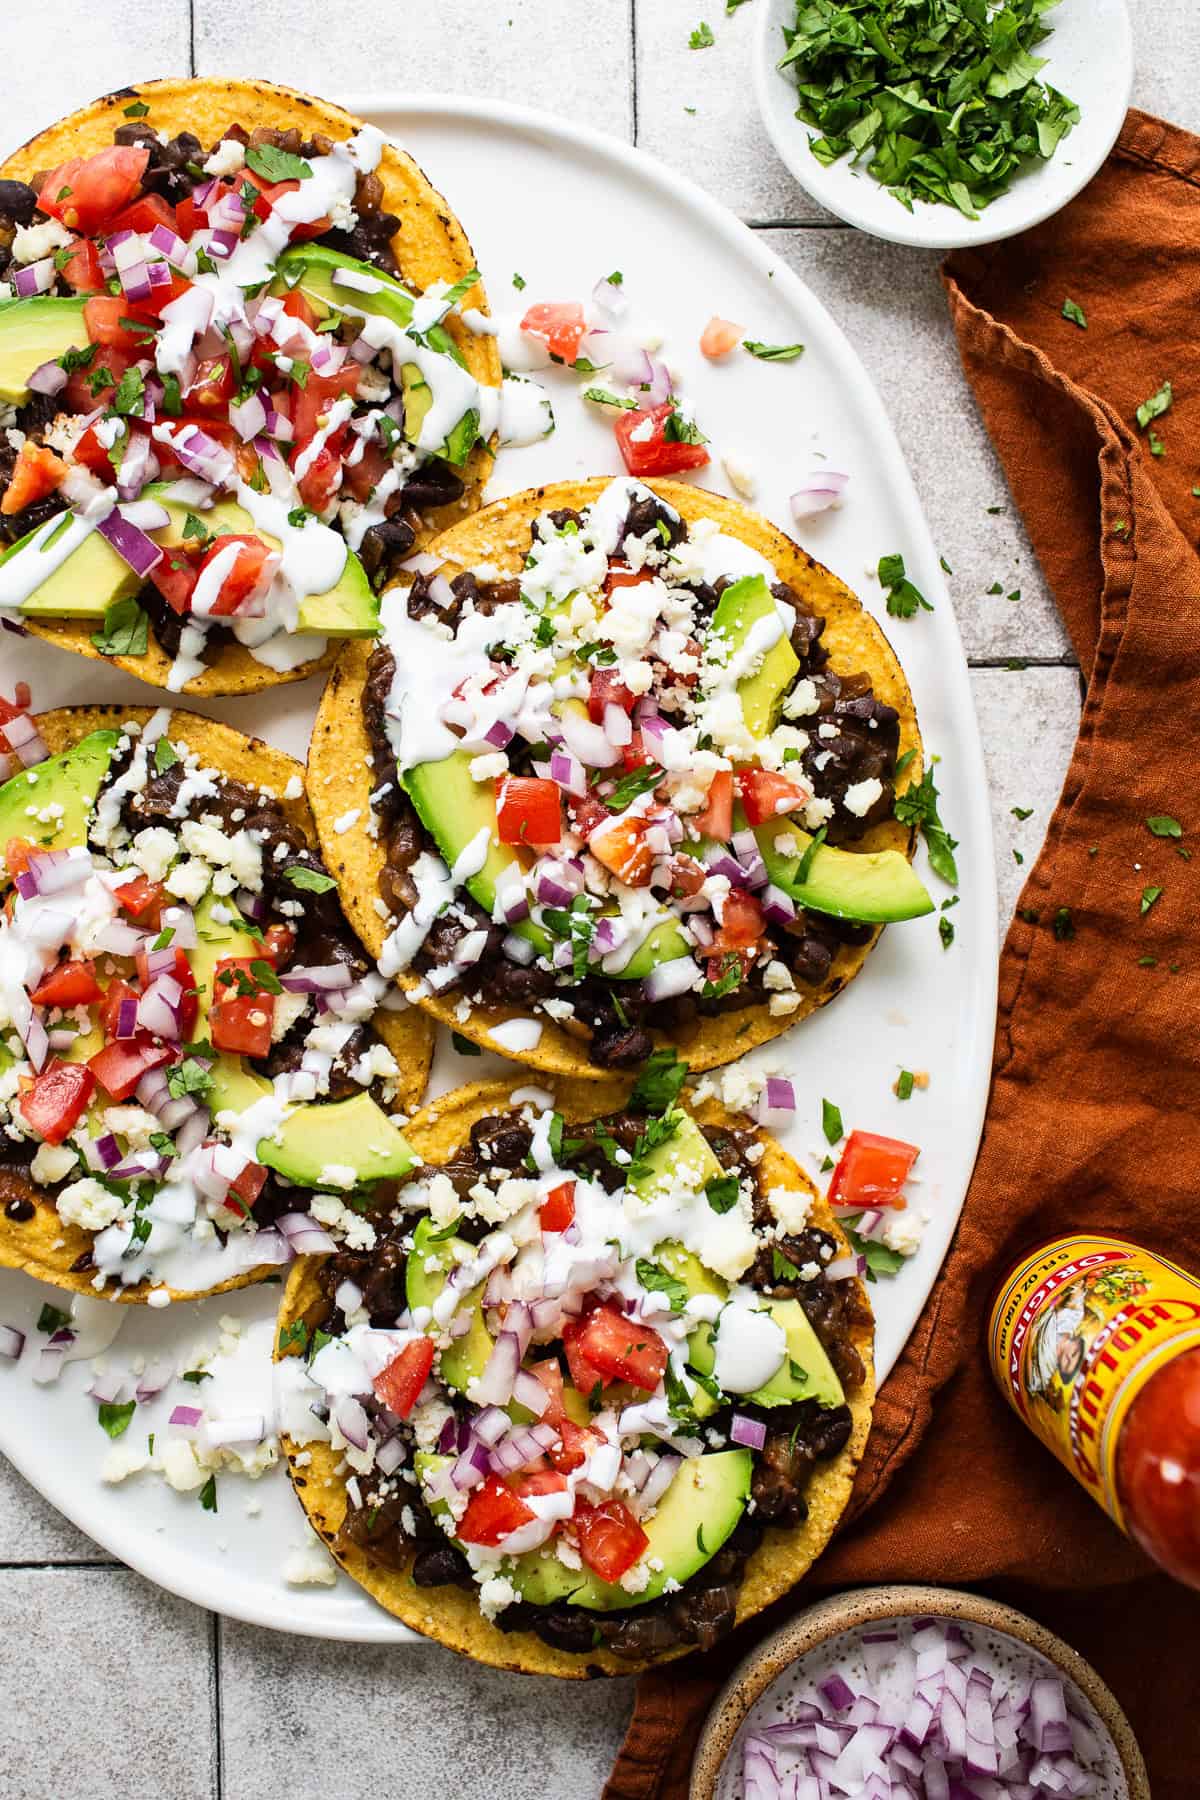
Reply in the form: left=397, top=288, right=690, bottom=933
left=0, top=296, right=88, bottom=404
left=272, top=245, right=480, bottom=466
left=192, top=892, right=416, bottom=1187
left=753, top=808, right=933, bottom=923
left=708, top=574, right=800, bottom=737
left=416, top=1449, right=751, bottom=1609
left=0, top=729, right=119, bottom=874
left=1, top=484, right=378, bottom=635
left=405, top=1214, right=494, bottom=1394
left=689, top=1296, right=844, bottom=1410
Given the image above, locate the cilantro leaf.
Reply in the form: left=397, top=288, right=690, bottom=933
left=821, top=1098, right=843, bottom=1145
left=284, top=866, right=338, bottom=894
left=198, top=1474, right=218, bottom=1512
left=629, top=1049, right=689, bottom=1114
left=705, top=1173, right=740, bottom=1214
left=635, top=1258, right=689, bottom=1313
left=167, top=1058, right=213, bottom=1101
left=742, top=340, right=805, bottom=362
left=1141, top=885, right=1163, bottom=915
left=154, top=737, right=179, bottom=774
left=606, top=763, right=665, bottom=810
left=245, top=143, right=312, bottom=183
left=91, top=598, right=148, bottom=657
left=37, top=1304, right=71, bottom=1334
left=1147, top=816, right=1182, bottom=839
left=878, top=551, right=933, bottom=619
left=1136, top=380, right=1173, bottom=431
left=894, top=764, right=959, bottom=886
left=844, top=1225, right=905, bottom=1283
left=451, top=1030, right=482, bottom=1056
left=689, top=22, right=715, bottom=48
left=1062, top=298, right=1087, bottom=329
left=98, top=1400, right=137, bottom=1439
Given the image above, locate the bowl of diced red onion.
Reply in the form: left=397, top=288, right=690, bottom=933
left=690, top=1586, right=1149, bottom=1800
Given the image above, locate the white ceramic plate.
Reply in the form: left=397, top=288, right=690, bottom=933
left=754, top=0, right=1134, bottom=249
left=0, top=96, right=997, bottom=1638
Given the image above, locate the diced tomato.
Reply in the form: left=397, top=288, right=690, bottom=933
left=196, top=534, right=279, bottom=618
left=290, top=365, right=361, bottom=446
left=523, top=1359, right=565, bottom=1427
left=736, top=768, right=811, bottom=828
left=281, top=288, right=320, bottom=333
left=64, top=345, right=133, bottom=416
left=341, top=440, right=389, bottom=504
left=621, top=728, right=653, bottom=775
left=98, top=977, right=138, bottom=1039
left=3, top=836, right=36, bottom=879
left=82, top=297, right=156, bottom=354
left=700, top=316, right=744, bottom=360
left=88, top=1038, right=171, bottom=1103
left=549, top=1417, right=595, bottom=1473
left=31, top=959, right=102, bottom=1009
left=38, top=145, right=149, bottom=236
left=662, top=852, right=707, bottom=899
left=108, top=194, right=178, bottom=239
left=240, top=169, right=330, bottom=241
left=603, top=563, right=654, bottom=598
left=709, top=890, right=766, bottom=957
left=57, top=237, right=106, bottom=294
left=705, top=948, right=753, bottom=990
left=73, top=423, right=120, bottom=481
left=615, top=403, right=710, bottom=478
left=114, top=874, right=167, bottom=926
left=260, top=923, right=296, bottom=968
left=373, top=1337, right=435, bottom=1418
left=495, top=776, right=561, bottom=848
left=229, top=1160, right=268, bottom=1211
left=134, top=271, right=194, bottom=318
left=567, top=794, right=610, bottom=840
left=210, top=956, right=276, bottom=1059
left=1, top=441, right=66, bottom=516
left=456, top=1473, right=536, bottom=1547
left=588, top=814, right=653, bottom=887
left=539, top=1180, right=576, bottom=1233
left=574, top=1498, right=649, bottom=1584
left=827, top=1129, right=920, bottom=1211
left=149, top=548, right=201, bottom=617
left=692, top=768, right=733, bottom=842
left=520, top=301, right=587, bottom=364
left=19, top=1059, right=95, bottom=1145
left=186, top=354, right=236, bottom=411
left=587, top=667, right=636, bottom=724
left=512, top=1468, right=568, bottom=1498
left=562, top=1314, right=610, bottom=1398
left=575, top=1301, right=668, bottom=1393
left=295, top=441, right=345, bottom=514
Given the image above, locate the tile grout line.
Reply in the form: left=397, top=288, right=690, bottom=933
left=629, top=0, right=639, bottom=143
left=188, top=0, right=196, bottom=77
left=0, top=1558, right=121, bottom=1570
left=211, top=1611, right=225, bottom=1800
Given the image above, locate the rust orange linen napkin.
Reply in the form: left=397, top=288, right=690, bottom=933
left=605, top=109, right=1200, bottom=1800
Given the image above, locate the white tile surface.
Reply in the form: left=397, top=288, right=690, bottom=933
left=0, top=1, right=190, bottom=158
left=0, top=1457, right=108, bottom=1564
left=0, top=1570, right=214, bottom=1800
left=971, top=667, right=1083, bottom=927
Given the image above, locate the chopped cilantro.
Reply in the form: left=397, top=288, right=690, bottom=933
left=181, top=1369, right=212, bottom=1385
left=894, top=763, right=958, bottom=886
left=512, top=273, right=526, bottom=290
left=629, top=1048, right=689, bottom=1114
left=1052, top=906, right=1075, bottom=941
left=705, top=1173, right=740, bottom=1215
left=821, top=1097, right=843, bottom=1145
left=635, top=1259, right=689, bottom=1313
left=91, top=598, right=148, bottom=657
left=689, top=22, right=715, bottom=48
left=37, top=1304, right=71, bottom=1335
left=939, top=555, right=953, bottom=574
left=1147, top=815, right=1182, bottom=839
left=98, top=1400, right=137, bottom=1439
left=582, top=387, right=638, bottom=410
left=895, top=1069, right=914, bottom=1101
left=662, top=406, right=708, bottom=446
left=112, top=365, right=146, bottom=417
left=160, top=372, right=183, bottom=416
left=283, top=865, right=337, bottom=894
left=1013, top=848, right=1024, bottom=865
left=1141, top=885, right=1163, bottom=915
left=938, top=915, right=955, bottom=950
left=844, top=1224, right=905, bottom=1282
left=1135, top=380, right=1172, bottom=431
left=246, top=143, right=312, bottom=183
left=1062, top=298, right=1087, bottom=329
left=278, top=1320, right=309, bottom=1354
left=148, top=1132, right=176, bottom=1159
left=701, top=953, right=743, bottom=1000
left=150, top=927, right=175, bottom=951
left=198, top=1474, right=218, bottom=1513
left=123, top=101, right=151, bottom=118
left=986, top=581, right=1003, bottom=595
left=154, top=737, right=179, bottom=774
left=249, top=958, right=283, bottom=995
left=878, top=551, right=932, bottom=619
left=1011, top=805, right=1033, bottom=821
left=742, top=340, right=805, bottom=362
left=167, top=1058, right=213, bottom=1101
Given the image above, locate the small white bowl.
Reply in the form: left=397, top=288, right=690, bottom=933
left=754, top=0, right=1134, bottom=249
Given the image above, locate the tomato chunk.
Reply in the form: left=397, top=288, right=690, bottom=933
left=1, top=442, right=65, bottom=516
left=82, top=296, right=157, bottom=354
left=512, top=1469, right=569, bottom=1497
left=615, top=403, right=710, bottom=478
left=549, top=1417, right=595, bottom=1474
left=588, top=813, right=653, bottom=887
left=19, top=1059, right=95, bottom=1145
left=587, top=667, right=636, bottom=724
left=295, top=441, right=345, bottom=514
left=561, top=1314, right=610, bottom=1398
left=290, top=365, right=361, bottom=446
left=57, top=237, right=106, bottom=294
left=539, top=1180, right=576, bottom=1233
left=229, top=1159, right=268, bottom=1212
left=827, top=1129, right=920, bottom=1211
left=98, top=977, right=138, bottom=1039
left=709, top=890, right=766, bottom=957
left=195, top=534, right=279, bottom=618
left=523, top=1359, right=565, bottom=1426
left=114, top=874, right=167, bottom=925
left=210, top=957, right=276, bottom=1059
left=373, top=1338, right=436, bottom=1419
left=108, top=194, right=178, bottom=238
left=574, top=1499, right=649, bottom=1584
left=575, top=1301, right=668, bottom=1393
left=736, top=768, right=812, bottom=828
left=603, top=563, right=655, bottom=598
left=495, top=776, right=561, bottom=848
left=700, top=316, right=744, bottom=360
left=692, top=769, right=733, bottom=842
left=520, top=301, right=587, bottom=364
left=31, top=959, right=102, bottom=1009
left=149, top=547, right=201, bottom=617
left=456, top=1473, right=535, bottom=1547
left=88, top=1039, right=172, bottom=1103
left=38, top=145, right=149, bottom=235
left=64, top=345, right=133, bottom=415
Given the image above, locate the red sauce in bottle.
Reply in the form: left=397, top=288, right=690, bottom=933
left=989, top=1235, right=1200, bottom=1591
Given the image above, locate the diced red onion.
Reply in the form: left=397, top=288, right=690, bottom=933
left=790, top=471, right=850, bottom=520
left=825, top=1254, right=866, bottom=1281
left=592, top=274, right=628, bottom=319
left=756, top=1077, right=796, bottom=1131
left=21, top=1011, right=49, bottom=1073
left=4, top=711, right=50, bottom=771
left=642, top=957, right=699, bottom=1002
left=135, top=1360, right=175, bottom=1403
left=169, top=1404, right=203, bottom=1430
left=484, top=717, right=514, bottom=750
left=496, top=877, right=530, bottom=925
left=81, top=1132, right=122, bottom=1173
left=279, top=964, right=353, bottom=994
left=603, top=702, right=633, bottom=747
left=762, top=883, right=797, bottom=925
left=453, top=929, right=490, bottom=968
left=559, top=707, right=621, bottom=768
left=88, top=1371, right=128, bottom=1405
left=636, top=1452, right=681, bottom=1515
left=501, top=931, right=535, bottom=966
left=28, top=358, right=68, bottom=396
left=549, top=749, right=587, bottom=798
left=489, top=1421, right=558, bottom=1474
left=820, top=1673, right=857, bottom=1712
left=536, top=858, right=584, bottom=908
left=0, top=1325, right=24, bottom=1361
left=511, top=1367, right=551, bottom=1417
left=334, top=1277, right=362, bottom=1316
left=334, top=1396, right=370, bottom=1450
left=451, top=1437, right=491, bottom=1491
left=276, top=1212, right=337, bottom=1255
left=96, top=507, right=163, bottom=580
left=470, top=1406, right=510, bottom=1447
left=229, top=393, right=267, bottom=442
left=12, top=258, right=54, bottom=298
left=471, top=1329, right=522, bottom=1408
left=730, top=1413, right=767, bottom=1450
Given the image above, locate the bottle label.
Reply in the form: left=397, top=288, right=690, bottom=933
left=989, top=1235, right=1200, bottom=1529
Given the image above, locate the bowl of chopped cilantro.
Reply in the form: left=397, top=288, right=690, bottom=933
left=755, top=0, right=1133, bottom=249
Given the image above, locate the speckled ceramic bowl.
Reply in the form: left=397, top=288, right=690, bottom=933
left=690, top=1584, right=1149, bottom=1800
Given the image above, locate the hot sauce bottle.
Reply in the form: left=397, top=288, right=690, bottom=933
left=989, top=1234, right=1200, bottom=1589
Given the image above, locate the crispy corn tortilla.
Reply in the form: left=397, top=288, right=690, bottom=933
left=0, top=704, right=434, bottom=1304
left=1, top=77, right=501, bottom=696
left=276, top=1076, right=875, bottom=1678
left=309, top=479, right=923, bottom=1078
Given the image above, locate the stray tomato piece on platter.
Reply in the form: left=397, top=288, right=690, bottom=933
left=519, top=301, right=587, bottom=364
left=614, top=402, right=709, bottom=478
left=828, top=1129, right=920, bottom=1210
left=699, top=316, right=744, bottom=359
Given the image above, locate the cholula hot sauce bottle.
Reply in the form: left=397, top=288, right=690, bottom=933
left=989, top=1234, right=1200, bottom=1589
